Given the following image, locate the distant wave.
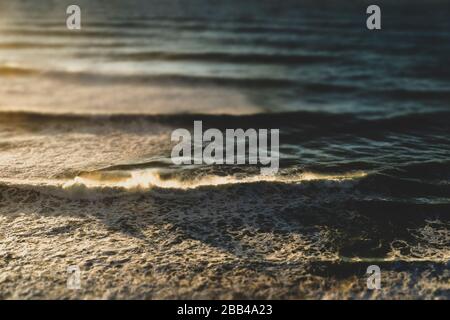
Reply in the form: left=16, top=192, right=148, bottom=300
left=109, top=51, right=335, bottom=65
left=4, top=63, right=449, bottom=103
left=0, top=65, right=38, bottom=76
left=0, top=42, right=65, bottom=49
left=44, top=71, right=298, bottom=89
left=383, top=88, right=450, bottom=101
left=1, top=109, right=449, bottom=131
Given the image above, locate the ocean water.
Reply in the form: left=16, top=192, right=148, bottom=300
left=0, top=0, right=449, bottom=299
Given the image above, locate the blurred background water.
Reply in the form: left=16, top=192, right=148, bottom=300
left=0, top=0, right=449, bottom=116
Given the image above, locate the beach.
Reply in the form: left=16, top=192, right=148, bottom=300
left=0, top=0, right=449, bottom=299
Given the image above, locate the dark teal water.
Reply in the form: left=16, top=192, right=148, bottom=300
left=0, top=0, right=449, bottom=298
left=1, top=0, right=450, bottom=116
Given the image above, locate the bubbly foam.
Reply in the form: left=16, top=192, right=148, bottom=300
left=64, top=169, right=368, bottom=190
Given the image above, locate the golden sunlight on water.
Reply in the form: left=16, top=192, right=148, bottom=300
left=63, top=169, right=368, bottom=190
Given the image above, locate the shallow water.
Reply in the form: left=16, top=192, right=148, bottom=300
left=0, top=0, right=449, bottom=299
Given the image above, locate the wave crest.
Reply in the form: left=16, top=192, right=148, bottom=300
left=64, top=169, right=367, bottom=191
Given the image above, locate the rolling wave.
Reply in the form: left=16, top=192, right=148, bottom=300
left=1, top=109, right=449, bottom=130
left=108, top=51, right=335, bottom=65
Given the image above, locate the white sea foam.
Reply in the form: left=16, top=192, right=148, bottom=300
left=62, top=169, right=367, bottom=191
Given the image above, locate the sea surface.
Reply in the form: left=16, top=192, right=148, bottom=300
left=0, top=0, right=449, bottom=299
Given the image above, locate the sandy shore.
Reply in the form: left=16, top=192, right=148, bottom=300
left=1, top=182, right=448, bottom=300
